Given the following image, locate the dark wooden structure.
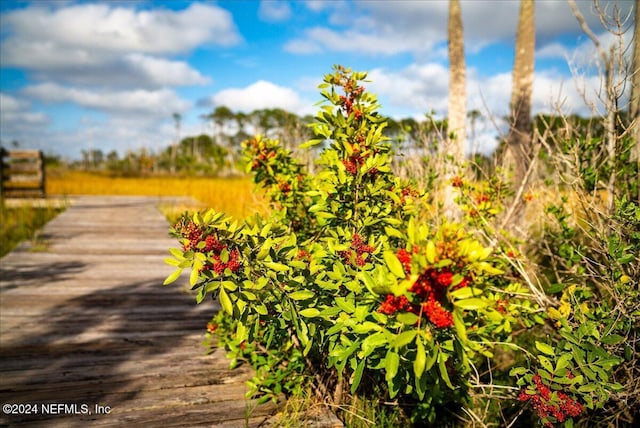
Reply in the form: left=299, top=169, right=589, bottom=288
left=0, top=149, right=46, bottom=198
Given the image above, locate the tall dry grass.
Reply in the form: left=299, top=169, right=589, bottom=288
left=47, top=170, right=267, bottom=220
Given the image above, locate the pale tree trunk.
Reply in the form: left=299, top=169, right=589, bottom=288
left=505, top=0, right=535, bottom=193
left=444, top=0, right=466, bottom=219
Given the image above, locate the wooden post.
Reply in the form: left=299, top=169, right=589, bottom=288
left=0, top=149, right=46, bottom=198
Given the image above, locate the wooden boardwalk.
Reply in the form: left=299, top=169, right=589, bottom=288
left=0, top=196, right=279, bottom=427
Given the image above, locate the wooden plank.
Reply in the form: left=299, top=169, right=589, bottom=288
left=2, top=150, right=42, bottom=159
left=1, top=149, right=45, bottom=198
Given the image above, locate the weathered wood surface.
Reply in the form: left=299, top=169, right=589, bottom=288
left=0, top=196, right=280, bottom=427
left=0, top=149, right=46, bottom=198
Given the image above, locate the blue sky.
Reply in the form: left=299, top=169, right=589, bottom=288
left=0, top=0, right=635, bottom=159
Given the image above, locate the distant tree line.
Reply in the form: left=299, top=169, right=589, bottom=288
left=2, top=105, right=630, bottom=184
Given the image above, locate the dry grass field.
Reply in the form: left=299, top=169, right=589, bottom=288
left=46, top=170, right=267, bottom=221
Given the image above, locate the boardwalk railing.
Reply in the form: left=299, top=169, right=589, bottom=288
left=0, top=148, right=46, bottom=198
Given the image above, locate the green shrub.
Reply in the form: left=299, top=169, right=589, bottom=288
left=165, top=66, right=635, bottom=427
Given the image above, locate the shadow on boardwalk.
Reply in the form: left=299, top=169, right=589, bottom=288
left=0, top=196, right=277, bottom=427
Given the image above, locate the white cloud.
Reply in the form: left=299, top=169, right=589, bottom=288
left=1, top=93, right=29, bottom=112
left=1, top=3, right=240, bottom=57
left=285, top=1, right=633, bottom=57
left=0, top=3, right=238, bottom=87
left=287, top=26, right=440, bottom=56
left=537, top=43, right=571, bottom=60
left=125, top=54, right=211, bottom=86
left=368, top=64, right=450, bottom=113
left=0, top=93, right=49, bottom=126
left=304, top=1, right=328, bottom=13
left=285, top=2, right=445, bottom=56
left=284, top=39, right=323, bottom=54
left=211, top=80, right=314, bottom=115
left=23, top=83, right=190, bottom=117
left=258, top=1, right=292, bottom=22
left=0, top=93, right=50, bottom=148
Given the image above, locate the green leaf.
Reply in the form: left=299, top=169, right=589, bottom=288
left=222, top=281, right=237, bottom=291
left=300, top=138, right=324, bottom=149
left=335, top=297, right=355, bottom=313
left=219, top=248, right=230, bottom=263
left=352, top=322, right=381, bottom=334
left=384, top=250, right=405, bottom=278
left=164, top=257, right=182, bottom=267
left=219, top=287, right=233, bottom=315
left=289, top=290, right=315, bottom=300
left=538, top=356, right=554, bottom=373
left=396, top=312, right=419, bottom=325
left=453, top=310, right=468, bottom=343
left=189, top=263, right=200, bottom=286
left=394, top=330, right=417, bottom=349
left=384, top=226, right=404, bottom=239
left=257, top=238, right=272, bottom=260
left=601, top=334, right=624, bottom=345
left=385, top=350, right=399, bottom=383
left=169, top=247, right=184, bottom=259
left=196, top=286, right=206, bottom=304
left=414, top=336, right=426, bottom=378
left=535, top=341, right=555, bottom=356
left=351, top=359, right=365, bottom=394
left=358, top=271, right=379, bottom=296
left=163, top=268, right=183, bottom=285
left=360, top=332, right=388, bottom=357
left=438, top=352, right=455, bottom=390
left=264, top=261, right=290, bottom=272
left=426, top=241, right=436, bottom=264
left=509, top=367, right=527, bottom=376
left=556, top=353, right=573, bottom=371
left=425, top=346, right=438, bottom=371
left=453, top=298, right=488, bottom=310
left=449, top=287, right=483, bottom=299
left=299, top=308, right=321, bottom=318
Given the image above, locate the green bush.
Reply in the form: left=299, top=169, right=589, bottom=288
left=165, top=66, right=635, bottom=427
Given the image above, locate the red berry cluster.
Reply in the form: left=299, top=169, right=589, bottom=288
left=422, top=298, right=454, bottom=328
left=342, top=151, right=365, bottom=175
left=207, top=247, right=242, bottom=275
left=378, top=294, right=411, bottom=315
left=518, top=374, right=584, bottom=427
left=206, top=322, right=218, bottom=334
left=474, top=193, right=490, bottom=204
left=296, top=249, right=311, bottom=262
left=450, top=176, right=464, bottom=188
left=246, top=137, right=277, bottom=171
left=400, top=186, right=419, bottom=204
left=379, top=247, right=474, bottom=329
left=174, top=221, right=242, bottom=275
left=339, top=234, right=375, bottom=267
left=342, top=147, right=380, bottom=177
left=496, top=298, right=509, bottom=314
left=278, top=181, right=291, bottom=194
left=174, top=220, right=203, bottom=252
left=409, top=268, right=455, bottom=328
left=397, top=248, right=412, bottom=274
left=435, top=238, right=461, bottom=263
left=338, top=84, right=364, bottom=118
